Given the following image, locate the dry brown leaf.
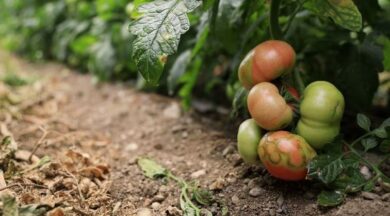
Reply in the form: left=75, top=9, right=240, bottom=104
left=47, top=208, right=65, bottom=216
left=79, top=167, right=104, bottom=179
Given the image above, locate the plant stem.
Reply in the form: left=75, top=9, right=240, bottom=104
left=346, top=143, right=389, bottom=180
left=283, top=0, right=304, bottom=34
left=269, top=0, right=283, bottom=40
left=350, top=132, right=372, bottom=148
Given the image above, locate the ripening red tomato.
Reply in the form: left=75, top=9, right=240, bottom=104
left=247, top=82, right=293, bottom=131
left=258, top=131, right=317, bottom=181
left=238, top=49, right=255, bottom=89
left=252, top=40, right=296, bottom=84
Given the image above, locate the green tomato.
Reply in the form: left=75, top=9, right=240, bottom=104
left=297, top=81, right=345, bottom=149
left=237, top=119, right=262, bottom=164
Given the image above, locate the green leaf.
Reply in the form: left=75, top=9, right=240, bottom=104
left=373, top=128, right=388, bottom=139
left=383, top=36, right=390, bottom=71
left=361, top=138, right=378, bottom=151
left=304, top=0, right=362, bottom=31
left=380, top=117, right=390, bottom=129
left=335, top=43, right=381, bottom=111
left=363, top=180, right=375, bottom=192
left=214, top=0, right=246, bottom=54
left=317, top=190, right=345, bottom=207
left=379, top=140, right=390, bottom=153
left=357, top=113, right=371, bottom=131
left=221, top=204, right=229, bottom=216
left=2, top=195, right=18, bottom=216
left=193, top=188, right=213, bottom=206
left=331, top=167, right=367, bottom=193
left=167, top=50, right=192, bottom=95
left=231, top=86, right=248, bottom=118
left=307, top=155, right=344, bottom=184
left=19, top=204, right=49, bottom=216
left=137, top=157, right=168, bottom=179
left=129, top=0, right=202, bottom=84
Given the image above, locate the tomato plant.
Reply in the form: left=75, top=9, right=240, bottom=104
left=297, top=81, right=345, bottom=149
left=258, top=131, right=317, bottom=181
left=237, top=119, right=262, bottom=164
left=247, top=82, right=293, bottom=131
left=252, top=40, right=296, bottom=84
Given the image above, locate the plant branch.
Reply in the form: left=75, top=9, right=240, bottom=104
left=270, top=0, right=283, bottom=39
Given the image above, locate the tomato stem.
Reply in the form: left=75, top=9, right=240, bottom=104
left=270, top=0, right=283, bottom=40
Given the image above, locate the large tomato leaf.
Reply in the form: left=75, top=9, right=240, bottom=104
left=334, top=42, right=382, bottom=111
left=307, top=155, right=344, bottom=184
left=129, top=0, right=202, bottom=84
left=304, top=0, right=362, bottom=31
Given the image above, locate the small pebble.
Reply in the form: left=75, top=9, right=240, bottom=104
left=361, top=191, right=380, bottom=200
left=231, top=195, right=240, bottom=205
left=152, top=194, right=165, bottom=202
left=222, top=145, right=235, bottom=157
left=360, top=166, right=372, bottom=180
left=381, top=193, right=390, bottom=201
left=228, top=153, right=243, bottom=166
left=166, top=206, right=182, bottom=216
left=304, top=191, right=316, bottom=200
left=151, top=202, right=160, bottom=210
left=269, top=209, right=276, bottom=216
left=163, top=103, right=182, bottom=119
left=276, top=194, right=284, bottom=208
left=137, top=208, right=153, bottom=216
left=125, top=143, right=139, bottom=151
left=209, top=178, right=225, bottom=191
left=190, top=169, right=206, bottom=179
left=249, top=187, right=265, bottom=197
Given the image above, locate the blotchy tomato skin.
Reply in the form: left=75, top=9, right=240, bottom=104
left=237, top=119, right=262, bottom=164
left=252, top=40, right=296, bottom=84
left=238, top=50, right=255, bottom=89
left=296, top=81, right=345, bottom=149
left=258, top=131, right=317, bottom=181
left=247, top=82, right=293, bottom=131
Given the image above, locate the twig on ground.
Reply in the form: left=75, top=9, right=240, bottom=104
left=29, top=126, right=48, bottom=162
left=0, top=183, right=48, bottom=192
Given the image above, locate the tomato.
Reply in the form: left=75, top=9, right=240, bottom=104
left=258, top=131, right=317, bottom=181
left=247, top=82, right=293, bottom=131
left=296, top=81, right=345, bottom=149
left=237, top=119, right=262, bottom=164
left=252, top=40, right=296, bottom=84
left=238, top=49, right=255, bottom=89
left=286, top=85, right=300, bottom=100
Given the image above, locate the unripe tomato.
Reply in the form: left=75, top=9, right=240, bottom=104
left=238, top=50, right=255, bottom=89
left=247, top=82, right=293, bottom=131
left=237, top=119, right=262, bottom=164
left=297, top=81, right=345, bottom=149
left=258, top=131, right=317, bottom=181
left=252, top=40, right=296, bottom=84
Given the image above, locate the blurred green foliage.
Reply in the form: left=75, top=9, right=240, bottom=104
left=0, top=0, right=389, bottom=113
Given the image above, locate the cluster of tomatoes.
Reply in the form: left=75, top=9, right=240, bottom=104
left=237, top=40, right=345, bottom=181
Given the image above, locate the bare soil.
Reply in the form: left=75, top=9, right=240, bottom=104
left=0, top=51, right=389, bottom=216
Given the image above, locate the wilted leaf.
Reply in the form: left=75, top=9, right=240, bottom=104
left=137, top=157, right=167, bottom=179
left=129, top=0, right=202, bottom=83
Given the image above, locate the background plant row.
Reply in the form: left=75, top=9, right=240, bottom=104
left=0, top=0, right=389, bottom=114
